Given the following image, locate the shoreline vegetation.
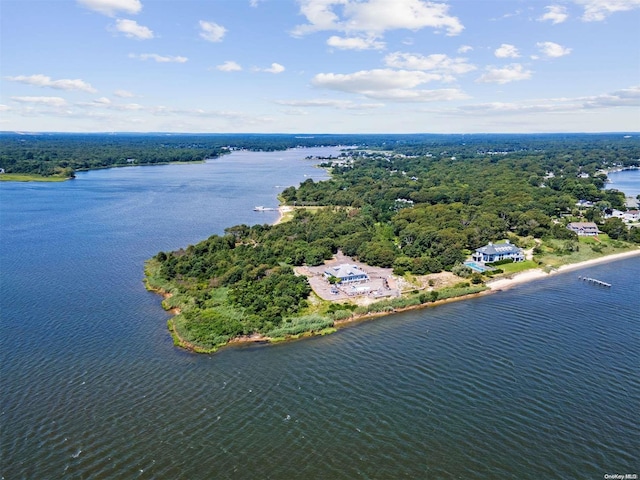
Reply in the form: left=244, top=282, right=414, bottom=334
left=146, top=208, right=640, bottom=353
left=0, top=173, right=72, bottom=182
left=0, top=159, right=212, bottom=182
left=142, top=134, right=640, bottom=354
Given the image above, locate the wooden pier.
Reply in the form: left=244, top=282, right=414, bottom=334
left=578, top=276, right=611, bottom=287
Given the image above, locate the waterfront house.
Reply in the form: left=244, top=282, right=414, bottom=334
left=567, top=222, right=599, bottom=236
left=324, top=264, right=369, bottom=284
left=472, top=241, right=525, bottom=264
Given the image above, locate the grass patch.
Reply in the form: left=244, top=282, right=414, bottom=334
left=535, top=236, right=637, bottom=268
left=278, top=205, right=326, bottom=224
left=0, top=173, right=70, bottom=182
left=500, top=260, right=538, bottom=274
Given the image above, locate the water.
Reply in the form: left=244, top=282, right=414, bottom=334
left=607, top=168, right=640, bottom=198
left=1, top=148, right=639, bottom=479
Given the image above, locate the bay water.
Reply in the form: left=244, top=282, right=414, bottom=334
left=607, top=168, right=640, bottom=198
left=1, top=149, right=638, bottom=479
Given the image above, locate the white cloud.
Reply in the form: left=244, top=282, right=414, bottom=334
left=276, top=99, right=384, bottom=109
left=11, top=96, right=68, bottom=107
left=537, top=41, right=572, bottom=58
left=539, top=5, right=569, bottom=23
left=312, top=68, right=468, bottom=101
left=257, top=63, right=285, bottom=74
left=6, top=74, right=97, bottom=93
left=574, top=0, right=640, bottom=21
left=457, top=45, right=473, bottom=54
left=217, top=61, right=243, bottom=72
left=477, top=64, right=532, bottom=84
left=494, top=43, right=520, bottom=58
left=327, top=35, right=385, bottom=50
left=282, top=108, right=310, bottom=116
left=77, top=98, right=144, bottom=110
left=114, top=89, right=135, bottom=98
left=148, top=106, right=264, bottom=124
left=249, top=0, right=264, bottom=6
left=451, top=86, right=640, bottom=116
left=115, top=103, right=144, bottom=111
left=199, top=20, right=226, bottom=42
left=115, top=19, right=154, bottom=39
left=492, top=9, right=523, bottom=20
left=364, top=88, right=468, bottom=102
left=581, top=85, right=640, bottom=108
left=384, top=52, right=476, bottom=76
left=293, top=0, right=464, bottom=37
left=129, top=53, right=188, bottom=63
left=77, top=0, right=142, bottom=17
left=314, top=69, right=440, bottom=91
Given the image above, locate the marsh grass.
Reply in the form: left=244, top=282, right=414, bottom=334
left=265, top=314, right=333, bottom=338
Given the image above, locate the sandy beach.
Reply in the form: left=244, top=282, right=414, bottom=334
left=274, top=205, right=294, bottom=225
left=487, top=248, right=640, bottom=291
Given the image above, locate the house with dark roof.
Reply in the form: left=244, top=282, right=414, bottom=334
left=472, top=241, right=525, bottom=264
left=567, top=222, right=599, bottom=236
left=324, top=264, right=369, bottom=284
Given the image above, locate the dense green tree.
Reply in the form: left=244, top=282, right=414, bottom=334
left=600, top=217, right=627, bottom=239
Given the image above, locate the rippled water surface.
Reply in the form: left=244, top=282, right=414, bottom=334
left=1, top=149, right=639, bottom=479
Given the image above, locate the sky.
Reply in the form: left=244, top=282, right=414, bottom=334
left=1, top=0, right=639, bottom=133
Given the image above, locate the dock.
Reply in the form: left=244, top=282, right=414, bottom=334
left=578, top=276, right=611, bottom=287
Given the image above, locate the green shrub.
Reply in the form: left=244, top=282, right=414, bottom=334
left=486, top=258, right=514, bottom=266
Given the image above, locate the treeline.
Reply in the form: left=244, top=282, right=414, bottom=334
left=0, top=132, right=437, bottom=176
left=379, top=133, right=640, bottom=171
left=148, top=134, right=640, bottom=349
left=0, top=133, right=232, bottom=177
left=4, top=132, right=638, bottom=178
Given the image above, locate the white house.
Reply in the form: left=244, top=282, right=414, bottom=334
left=324, top=264, right=369, bottom=284
left=472, top=241, right=525, bottom=264
left=567, top=222, right=599, bottom=236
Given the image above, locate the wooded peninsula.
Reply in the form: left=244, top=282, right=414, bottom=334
left=141, top=133, right=640, bottom=353
left=3, top=132, right=639, bottom=352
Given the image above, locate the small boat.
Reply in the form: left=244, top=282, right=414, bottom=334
left=254, top=206, right=276, bottom=211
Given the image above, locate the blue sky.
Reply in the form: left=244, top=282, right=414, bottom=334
left=1, top=0, right=638, bottom=133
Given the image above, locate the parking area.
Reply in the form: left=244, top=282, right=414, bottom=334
left=295, top=252, right=400, bottom=302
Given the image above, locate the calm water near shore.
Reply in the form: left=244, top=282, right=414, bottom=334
left=607, top=168, right=640, bottom=198
left=1, top=149, right=638, bottom=479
